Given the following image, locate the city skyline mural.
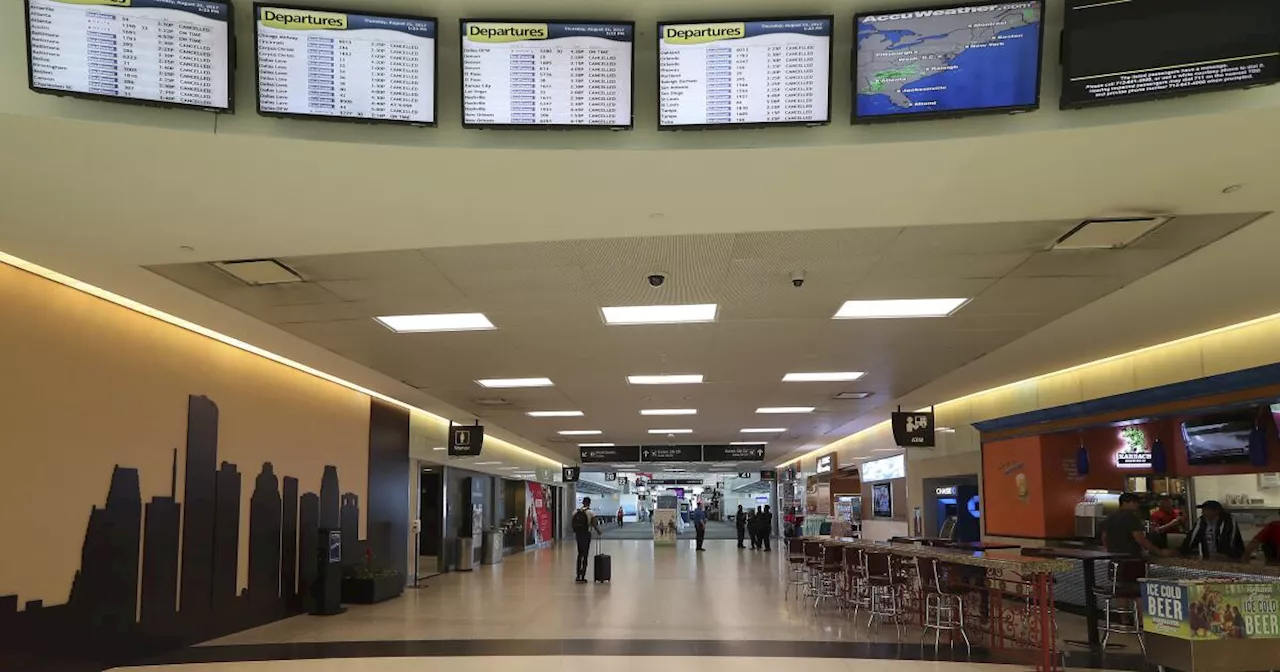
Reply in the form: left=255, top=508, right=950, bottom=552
left=0, top=395, right=373, bottom=672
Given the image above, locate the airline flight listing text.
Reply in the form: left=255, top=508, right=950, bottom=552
left=462, top=22, right=632, bottom=126
left=659, top=19, right=831, bottom=127
left=27, top=0, right=231, bottom=110
left=256, top=7, right=436, bottom=124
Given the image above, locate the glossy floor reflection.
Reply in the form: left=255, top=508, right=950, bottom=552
left=118, top=540, right=1146, bottom=671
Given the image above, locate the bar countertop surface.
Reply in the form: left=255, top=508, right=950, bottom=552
left=818, top=537, right=1073, bottom=573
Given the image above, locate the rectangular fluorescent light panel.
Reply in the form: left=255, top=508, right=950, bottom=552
left=628, top=374, right=704, bottom=385
left=527, top=410, right=583, bottom=417
left=741, top=428, right=786, bottom=434
left=602, top=304, right=717, bottom=325
left=756, top=407, right=815, bottom=414
left=477, top=377, right=553, bottom=388
left=375, top=313, right=495, bottom=333
left=648, top=429, right=693, bottom=434
left=641, top=409, right=697, bottom=416
left=580, top=443, right=616, bottom=448
left=731, top=441, right=767, bottom=446
left=783, top=372, right=865, bottom=382
left=834, top=299, right=968, bottom=319
left=558, top=430, right=603, bottom=436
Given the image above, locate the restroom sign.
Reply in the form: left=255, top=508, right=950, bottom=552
left=449, top=424, right=485, bottom=457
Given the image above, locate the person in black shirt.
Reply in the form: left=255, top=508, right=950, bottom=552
left=1103, top=493, right=1167, bottom=556
left=1181, top=500, right=1246, bottom=559
left=735, top=504, right=747, bottom=549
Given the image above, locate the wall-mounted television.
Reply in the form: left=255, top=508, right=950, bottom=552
left=872, top=482, right=893, bottom=518
left=1061, top=0, right=1280, bottom=110
left=853, top=1, right=1045, bottom=123
left=461, top=20, right=634, bottom=129
left=26, top=0, right=235, bottom=112
left=657, top=16, right=833, bottom=129
left=254, top=4, right=437, bottom=126
left=1182, top=410, right=1258, bottom=465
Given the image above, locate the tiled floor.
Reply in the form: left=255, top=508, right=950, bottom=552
left=115, top=539, right=1146, bottom=671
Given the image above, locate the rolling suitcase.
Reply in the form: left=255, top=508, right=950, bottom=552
left=593, top=537, right=611, bottom=583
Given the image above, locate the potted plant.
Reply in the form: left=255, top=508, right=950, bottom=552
left=341, top=548, right=404, bottom=604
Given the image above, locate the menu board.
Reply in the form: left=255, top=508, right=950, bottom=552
left=461, top=21, right=633, bottom=128
left=255, top=5, right=436, bottom=125
left=658, top=17, right=832, bottom=128
left=26, top=0, right=233, bottom=111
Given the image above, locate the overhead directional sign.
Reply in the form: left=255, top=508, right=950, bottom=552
left=703, top=444, right=766, bottom=462
left=759, top=470, right=778, bottom=481
left=448, top=424, right=485, bottom=457
left=579, top=446, right=642, bottom=463
left=641, top=445, right=703, bottom=462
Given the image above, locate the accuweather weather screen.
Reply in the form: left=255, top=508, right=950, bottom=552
left=854, top=1, right=1044, bottom=122
left=255, top=5, right=436, bottom=125
left=658, top=18, right=832, bottom=128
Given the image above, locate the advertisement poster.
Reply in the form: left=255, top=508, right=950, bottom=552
left=1143, top=580, right=1280, bottom=640
left=525, top=482, right=554, bottom=546
left=652, top=508, right=678, bottom=546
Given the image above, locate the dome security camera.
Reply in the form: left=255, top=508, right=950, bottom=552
left=791, top=270, right=806, bottom=288
left=647, top=272, right=668, bottom=288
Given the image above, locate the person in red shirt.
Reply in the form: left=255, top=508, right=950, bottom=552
left=1244, top=518, right=1280, bottom=561
left=1149, top=497, right=1184, bottom=548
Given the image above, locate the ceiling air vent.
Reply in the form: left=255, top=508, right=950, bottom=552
left=472, top=397, right=513, bottom=407
left=833, top=391, right=872, bottom=400
left=1051, top=216, right=1171, bottom=251
left=212, top=259, right=303, bottom=285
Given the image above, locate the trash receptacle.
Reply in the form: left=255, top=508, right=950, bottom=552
left=456, top=537, right=476, bottom=571
left=481, top=531, right=503, bottom=565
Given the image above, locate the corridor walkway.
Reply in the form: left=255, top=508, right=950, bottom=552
left=121, top=539, right=1144, bottom=672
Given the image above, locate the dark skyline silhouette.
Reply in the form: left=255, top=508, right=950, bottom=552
left=0, top=394, right=364, bottom=672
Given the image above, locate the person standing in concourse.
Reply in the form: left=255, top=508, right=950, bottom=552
left=572, top=497, right=599, bottom=583
left=735, top=504, right=747, bottom=548
left=759, top=505, right=773, bottom=552
left=691, top=501, right=708, bottom=551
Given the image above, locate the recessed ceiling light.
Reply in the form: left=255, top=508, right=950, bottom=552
left=730, top=441, right=767, bottom=446
left=579, top=443, right=616, bottom=448
left=872, top=448, right=900, bottom=452
left=477, top=378, right=554, bottom=388
left=527, top=410, right=584, bottom=417
left=741, top=428, right=786, bottom=434
left=648, top=429, right=693, bottom=434
left=432, top=446, right=447, bottom=451
left=641, top=409, right=697, bottom=416
left=498, top=466, right=519, bottom=470
left=936, top=427, right=957, bottom=433
left=559, top=430, right=603, bottom=436
left=756, top=407, right=815, bottom=414
left=783, top=372, right=866, bottom=382
left=602, top=304, right=717, bottom=325
left=628, top=374, right=704, bottom=385
left=374, top=313, right=496, bottom=333
left=834, top=298, right=968, bottom=319
left=473, top=461, right=501, bottom=465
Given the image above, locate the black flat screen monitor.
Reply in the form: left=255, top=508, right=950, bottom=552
left=657, top=17, right=833, bottom=129
left=255, top=4, right=437, bottom=125
left=461, top=20, right=634, bottom=129
left=26, top=0, right=234, bottom=112
left=1182, top=410, right=1257, bottom=465
left=853, top=1, right=1045, bottom=123
left=872, top=482, right=893, bottom=519
left=1061, top=0, right=1280, bottom=109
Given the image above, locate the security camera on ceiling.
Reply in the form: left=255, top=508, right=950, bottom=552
left=647, top=272, right=668, bottom=288
left=791, top=270, right=806, bottom=288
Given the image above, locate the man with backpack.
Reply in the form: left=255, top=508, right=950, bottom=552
left=572, top=497, right=600, bottom=583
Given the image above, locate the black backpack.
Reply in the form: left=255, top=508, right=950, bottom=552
left=572, top=508, right=589, bottom=533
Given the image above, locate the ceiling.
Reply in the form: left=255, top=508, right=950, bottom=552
left=149, top=213, right=1262, bottom=462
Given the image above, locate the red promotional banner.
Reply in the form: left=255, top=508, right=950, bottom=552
left=526, top=482, right=554, bottom=545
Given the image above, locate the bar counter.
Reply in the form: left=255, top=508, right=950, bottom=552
left=1150, top=555, right=1280, bottom=578
left=826, top=537, right=1072, bottom=573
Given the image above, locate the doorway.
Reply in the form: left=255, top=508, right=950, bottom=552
left=419, top=467, right=444, bottom=578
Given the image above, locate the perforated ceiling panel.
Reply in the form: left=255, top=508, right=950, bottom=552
left=150, top=213, right=1263, bottom=462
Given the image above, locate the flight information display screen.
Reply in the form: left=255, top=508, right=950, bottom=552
left=658, top=17, right=832, bottom=129
left=461, top=21, right=633, bottom=128
left=255, top=4, right=436, bottom=125
left=1061, top=0, right=1280, bottom=109
left=854, top=1, right=1044, bottom=122
left=25, top=0, right=233, bottom=112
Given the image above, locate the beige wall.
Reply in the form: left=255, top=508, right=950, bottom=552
left=789, top=311, right=1280, bottom=537
left=0, top=261, right=371, bottom=607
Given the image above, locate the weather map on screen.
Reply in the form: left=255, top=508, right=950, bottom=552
left=854, top=1, right=1044, bottom=121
